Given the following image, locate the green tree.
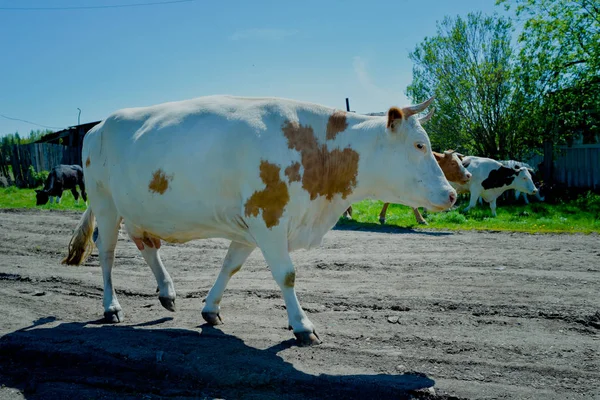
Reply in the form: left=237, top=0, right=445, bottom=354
left=407, top=13, right=519, bottom=159
left=499, top=0, right=600, bottom=144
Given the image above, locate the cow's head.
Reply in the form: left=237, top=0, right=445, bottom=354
left=513, top=167, right=538, bottom=195
left=35, top=190, right=49, bottom=206
left=376, top=97, right=456, bottom=211
left=435, top=150, right=472, bottom=185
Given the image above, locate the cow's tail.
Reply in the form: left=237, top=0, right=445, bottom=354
left=62, top=207, right=95, bottom=266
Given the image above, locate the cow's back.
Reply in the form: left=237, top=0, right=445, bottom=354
left=82, top=96, right=337, bottom=244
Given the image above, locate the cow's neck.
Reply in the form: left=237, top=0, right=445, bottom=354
left=323, top=117, right=387, bottom=207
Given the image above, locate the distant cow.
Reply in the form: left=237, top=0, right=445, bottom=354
left=62, top=95, right=456, bottom=346
left=344, top=150, right=472, bottom=224
left=35, top=164, right=87, bottom=206
left=453, top=156, right=538, bottom=217
left=500, top=160, right=545, bottom=204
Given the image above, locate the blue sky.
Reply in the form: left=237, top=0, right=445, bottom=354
left=0, top=0, right=512, bottom=136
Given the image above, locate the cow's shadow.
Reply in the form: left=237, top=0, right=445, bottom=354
left=0, top=317, right=435, bottom=400
left=334, top=219, right=454, bottom=236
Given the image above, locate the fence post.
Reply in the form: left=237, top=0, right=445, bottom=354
left=543, top=140, right=554, bottom=184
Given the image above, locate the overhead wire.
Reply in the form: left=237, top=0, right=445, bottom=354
left=0, top=0, right=197, bottom=11
left=0, top=114, right=64, bottom=130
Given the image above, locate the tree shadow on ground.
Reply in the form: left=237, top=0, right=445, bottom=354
left=0, top=317, right=438, bottom=400
left=334, top=219, right=454, bottom=236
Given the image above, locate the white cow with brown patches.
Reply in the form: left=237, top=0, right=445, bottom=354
left=63, top=95, right=456, bottom=346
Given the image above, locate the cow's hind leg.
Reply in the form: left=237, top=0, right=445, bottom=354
left=379, top=203, right=390, bottom=224
left=136, top=241, right=177, bottom=312
left=202, top=241, right=255, bottom=325
left=93, top=199, right=123, bottom=323
left=342, top=206, right=352, bottom=220
left=258, top=232, right=320, bottom=346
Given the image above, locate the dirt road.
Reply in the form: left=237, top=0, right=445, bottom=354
left=0, top=209, right=598, bottom=399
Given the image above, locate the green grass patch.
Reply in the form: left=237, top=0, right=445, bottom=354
left=340, top=195, right=600, bottom=234
left=1, top=187, right=599, bottom=234
left=0, top=187, right=87, bottom=211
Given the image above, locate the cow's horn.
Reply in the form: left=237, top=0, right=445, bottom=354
left=418, top=107, right=435, bottom=124
left=402, top=96, right=435, bottom=118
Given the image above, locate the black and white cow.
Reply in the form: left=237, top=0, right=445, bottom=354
left=452, top=156, right=538, bottom=216
left=500, top=160, right=545, bottom=204
left=35, top=164, right=87, bottom=205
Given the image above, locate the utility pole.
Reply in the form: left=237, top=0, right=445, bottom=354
left=77, top=108, right=81, bottom=125
left=345, top=98, right=350, bottom=112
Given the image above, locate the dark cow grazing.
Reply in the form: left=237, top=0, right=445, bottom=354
left=452, top=156, right=538, bottom=217
left=35, top=164, right=87, bottom=206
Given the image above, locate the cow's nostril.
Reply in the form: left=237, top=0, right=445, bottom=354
left=449, top=193, right=457, bottom=204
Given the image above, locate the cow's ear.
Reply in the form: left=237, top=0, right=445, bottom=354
left=462, top=158, right=471, bottom=168
left=433, top=152, right=443, bottom=161
left=387, top=107, right=403, bottom=130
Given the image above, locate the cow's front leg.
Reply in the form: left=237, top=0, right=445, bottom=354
left=412, top=207, right=428, bottom=224
left=259, top=239, right=320, bottom=347
left=202, top=241, right=255, bottom=325
left=464, top=189, right=481, bottom=213
left=489, top=198, right=498, bottom=217
left=71, top=188, right=80, bottom=204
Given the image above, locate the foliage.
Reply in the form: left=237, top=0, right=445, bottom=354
left=407, top=13, right=521, bottom=159
left=27, top=166, right=49, bottom=188
left=574, top=190, right=600, bottom=215
left=0, top=129, right=52, bottom=147
left=498, top=0, right=600, bottom=146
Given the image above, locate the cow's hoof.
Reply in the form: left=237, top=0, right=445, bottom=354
left=202, top=312, right=223, bottom=325
left=418, top=220, right=428, bottom=225
left=379, top=218, right=386, bottom=225
left=159, top=296, right=176, bottom=312
left=294, top=331, right=322, bottom=347
left=103, top=310, right=123, bottom=323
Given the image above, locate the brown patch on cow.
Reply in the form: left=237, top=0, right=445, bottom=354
left=435, top=151, right=466, bottom=183
left=283, top=271, right=295, bottom=288
left=244, top=161, right=290, bottom=228
left=148, top=169, right=173, bottom=194
left=85, top=157, right=91, bottom=167
left=387, top=107, right=403, bottom=129
left=326, top=110, right=348, bottom=140
left=282, top=121, right=359, bottom=201
left=284, top=162, right=302, bottom=183
left=229, top=264, right=242, bottom=277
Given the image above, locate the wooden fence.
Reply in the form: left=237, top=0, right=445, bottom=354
left=527, top=143, right=600, bottom=189
left=0, top=143, right=79, bottom=188
left=554, top=144, right=600, bottom=189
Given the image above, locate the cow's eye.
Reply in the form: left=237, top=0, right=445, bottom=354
left=415, top=143, right=426, bottom=152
